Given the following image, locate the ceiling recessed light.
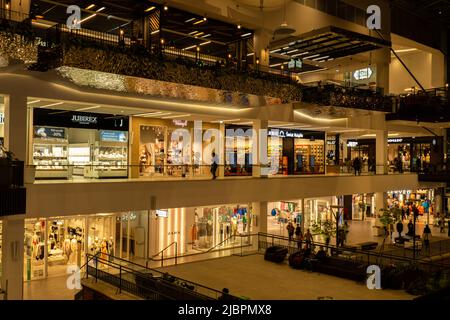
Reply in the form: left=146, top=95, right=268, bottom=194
left=163, top=5, right=168, bottom=11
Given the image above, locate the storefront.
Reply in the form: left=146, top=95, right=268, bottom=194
left=387, top=189, right=435, bottom=214
left=225, top=125, right=253, bottom=176
left=351, top=193, right=375, bottom=220
left=267, top=200, right=303, bottom=236
left=387, top=137, right=444, bottom=172
left=345, top=139, right=375, bottom=164
left=153, top=203, right=253, bottom=256
left=268, top=128, right=325, bottom=175
left=31, top=108, right=129, bottom=179
left=304, top=196, right=341, bottom=229
left=23, top=211, right=149, bottom=281
left=133, top=118, right=218, bottom=178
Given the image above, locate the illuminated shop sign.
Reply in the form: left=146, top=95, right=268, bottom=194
left=387, top=138, right=403, bottom=143
left=156, top=210, right=168, bottom=218
left=173, top=120, right=188, bottom=127
left=33, top=108, right=129, bottom=131
left=288, top=58, right=302, bottom=70
left=353, top=67, right=373, bottom=80
left=100, top=130, right=128, bottom=142
left=327, top=139, right=336, bottom=145
left=34, top=127, right=66, bottom=139
left=347, top=141, right=358, bottom=147
left=0, top=112, right=4, bottom=124
left=268, top=129, right=303, bottom=138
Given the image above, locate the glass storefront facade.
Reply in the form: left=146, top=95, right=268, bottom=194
left=23, top=211, right=149, bottom=281
left=31, top=108, right=129, bottom=180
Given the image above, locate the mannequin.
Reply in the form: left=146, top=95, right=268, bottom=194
left=63, top=235, right=72, bottom=262
left=231, top=215, right=238, bottom=237
left=108, top=236, right=114, bottom=262
left=70, top=237, right=77, bottom=264
left=100, top=237, right=108, bottom=261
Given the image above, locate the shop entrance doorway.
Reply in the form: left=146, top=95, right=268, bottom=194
left=283, top=138, right=294, bottom=175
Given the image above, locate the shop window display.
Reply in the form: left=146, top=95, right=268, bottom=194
left=139, top=125, right=166, bottom=176
left=46, top=218, right=84, bottom=275
left=24, top=219, right=46, bottom=280
left=88, top=216, right=114, bottom=259
left=190, top=204, right=251, bottom=251
left=268, top=201, right=302, bottom=236
left=225, top=127, right=253, bottom=176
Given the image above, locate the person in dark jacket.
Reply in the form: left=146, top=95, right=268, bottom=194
left=407, top=219, right=414, bottom=237
left=295, top=224, right=303, bottom=249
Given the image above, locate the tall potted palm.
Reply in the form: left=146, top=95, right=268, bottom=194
left=312, top=219, right=336, bottom=247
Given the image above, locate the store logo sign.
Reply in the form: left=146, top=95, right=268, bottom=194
left=347, top=141, right=358, bottom=147
left=268, top=129, right=303, bottom=138
left=388, top=138, right=403, bottom=143
left=0, top=112, right=4, bottom=124
left=353, top=67, right=373, bottom=81
left=71, top=115, right=97, bottom=125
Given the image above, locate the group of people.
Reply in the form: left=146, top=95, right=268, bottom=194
left=286, top=222, right=314, bottom=250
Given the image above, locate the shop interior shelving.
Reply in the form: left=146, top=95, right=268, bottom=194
left=88, top=142, right=128, bottom=178
left=68, top=143, right=90, bottom=176
left=33, top=139, right=69, bottom=179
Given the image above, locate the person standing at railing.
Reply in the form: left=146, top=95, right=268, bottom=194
left=286, top=222, right=295, bottom=242
left=295, top=224, right=303, bottom=249
left=304, top=229, right=313, bottom=250
left=211, top=152, right=218, bottom=180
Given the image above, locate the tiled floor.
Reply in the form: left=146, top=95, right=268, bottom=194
left=158, top=254, right=414, bottom=300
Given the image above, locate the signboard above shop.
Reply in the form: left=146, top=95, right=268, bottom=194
left=353, top=67, right=373, bottom=80
left=288, top=58, right=302, bottom=70
left=100, top=130, right=128, bottom=142
left=34, top=127, right=67, bottom=139
left=33, top=108, right=129, bottom=131
left=268, top=128, right=325, bottom=140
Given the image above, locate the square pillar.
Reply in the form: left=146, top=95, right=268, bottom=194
left=218, top=123, right=225, bottom=178
left=376, top=130, right=388, bottom=174
left=253, top=30, right=270, bottom=68
left=252, top=119, right=268, bottom=178
left=4, top=94, right=28, bottom=161
left=1, top=216, right=25, bottom=300
left=252, top=201, right=268, bottom=234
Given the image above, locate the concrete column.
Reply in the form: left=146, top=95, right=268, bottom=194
left=10, top=0, right=30, bottom=21
left=252, top=119, right=268, bottom=178
left=376, top=130, right=388, bottom=174
left=253, top=29, right=270, bottom=67
left=1, top=216, right=25, bottom=300
left=373, top=47, right=391, bottom=95
left=252, top=201, right=268, bottom=234
left=4, top=94, right=28, bottom=161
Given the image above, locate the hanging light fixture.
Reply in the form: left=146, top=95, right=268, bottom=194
left=273, top=0, right=296, bottom=36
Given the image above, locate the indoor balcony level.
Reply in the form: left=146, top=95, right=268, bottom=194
left=25, top=169, right=421, bottom=218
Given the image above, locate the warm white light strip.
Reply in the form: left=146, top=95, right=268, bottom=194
left=291, top=51, right=309, bottom=57
left=394, top=48, right=417, bottom=53
left=201, top=34, right=211, bottom=38
left=241, top=32, right=252, bottom=37
left=134, top=111, right=165, bottom=117
left=151, top=30, right=160, bottom=35
left=287, top=49, right=298, bottom=54
left=183, top=45, right=196, bottom=50
left=161, top=114, right=191, bottom=119
left=185, top=18, right=196, bottom=23
left=40, top=101, right=64, bottom=108
left=85, top=4, right=95, bottom=10
left=313, top=55, right=329, bottom=61
left=212, top=118, right=242, bottom=123
left=270, top=48, right=281, bottom=53
left=189, top=31, right=198, bottom=35
left=294, top=110, right=347, bottom=122
left=303, top=54, right=320, bottom=59
left=96, top=7, right=106, bottom=12
left=144, top=112, right=172, bottom=117
left=247, top=52, right=254, bottom=56
left=80, top=14, right=96, bottom=24
left=270, top=63, right=282, bottom=67
left=75, top=105, right=101, bottom=111
left=27, top=100, right=41, bottom=105
left=200, top=41, right=211, bottom=46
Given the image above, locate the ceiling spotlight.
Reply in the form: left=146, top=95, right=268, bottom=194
left=237, top=24, right=241, bottom=29
left=163, top=5, right=168, bottom=11
left=203, top=16, right=207, bottom=21
left=160, top=38, right=165, bottom=44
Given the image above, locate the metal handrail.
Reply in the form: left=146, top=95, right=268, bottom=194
left=205, top=235, right=236, bottom=253
left=147, top=241, right=178, bottom=268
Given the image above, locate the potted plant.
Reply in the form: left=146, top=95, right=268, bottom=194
left=376, top=207, right=402, bottom=241
left=312, top=219, right=336, bottom=247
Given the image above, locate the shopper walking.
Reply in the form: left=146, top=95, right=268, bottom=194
left=423, top=224, right=431, bottom=255
left=286, top=222, right=295, bottom=242
left=353, top=157, right=362, bottom=176
left=407, top=219, right=414, bottom=237
left=295, top=224, right=303, bottom=250
left=304, top=228, right=313, bottom=250
left=210, top=152, right=218, bottom=179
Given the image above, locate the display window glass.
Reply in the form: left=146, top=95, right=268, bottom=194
left=304, top=196, right=339, bottom=229
left=46, top=218, right=85, bottom=276
left=31, top=108, right=129, bottom=180
left=225, top=127, right=253, bottom=176
left=294, top=139, right=325, bottom=174
left=88, top=216, right=115, bottom=260
left=139, top=125, right=166, bottom=176
left=387, top=144, right=410, bottom=172
left=267, top=201, right=302, bottom=236
left=352, top=194, right=375, bottom=220
left=24, top=219, right=46, bottom=281
left=115, top=212, right=148, bottom=262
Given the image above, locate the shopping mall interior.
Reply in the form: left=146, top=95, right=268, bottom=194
left=0, top=0, right=450, bottom=304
